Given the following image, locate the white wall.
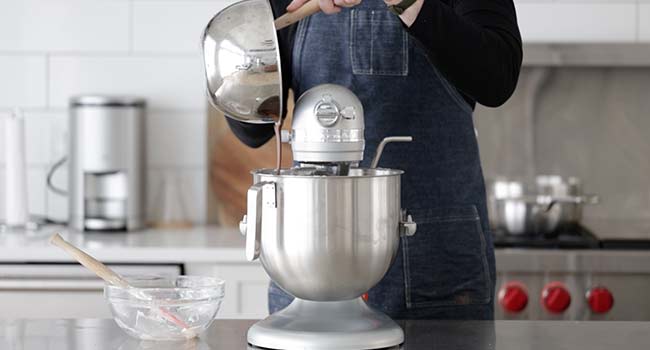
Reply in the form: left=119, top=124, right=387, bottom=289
left=0, top=0, right=233, bottom=224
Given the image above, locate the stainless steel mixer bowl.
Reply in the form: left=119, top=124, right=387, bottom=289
left=252, top=168, right=403, bottom=301
left=202, top=0, right=282, bottom=123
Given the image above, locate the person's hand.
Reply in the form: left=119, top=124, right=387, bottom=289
left=287, top=0, right=362, bottom=15
left=383, top=0, right=424, bottom=27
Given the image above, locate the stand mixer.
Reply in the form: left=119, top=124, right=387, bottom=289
left=239, top=84, right=416, bottom=350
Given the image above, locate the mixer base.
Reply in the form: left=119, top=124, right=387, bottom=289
left=247, top=297, right=404, bottom=350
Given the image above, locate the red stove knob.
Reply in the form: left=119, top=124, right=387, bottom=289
left=498, top=281, right=528, bottom=313
left=541, top=281, right=571, bottom=313
left=587, top=286, right=614, bottom=314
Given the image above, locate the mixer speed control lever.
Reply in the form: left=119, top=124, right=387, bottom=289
left=400, top=211, right=417, bottom=237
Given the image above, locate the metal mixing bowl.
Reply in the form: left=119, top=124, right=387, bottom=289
left=202, top=0, right=282, bottom=123
left=252, top=168, right=403, bottom=301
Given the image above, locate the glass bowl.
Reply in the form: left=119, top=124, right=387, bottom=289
left=105, top=275, right=225, bottom=341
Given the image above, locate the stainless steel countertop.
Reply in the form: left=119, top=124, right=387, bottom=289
left=1, top=319, right=649, bottom=350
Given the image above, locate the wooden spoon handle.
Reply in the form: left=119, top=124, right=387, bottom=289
left=274, top=0, right=321, bottom=30
left=50, top=233, right=129, bottom=288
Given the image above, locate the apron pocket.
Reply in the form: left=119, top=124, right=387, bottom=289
left=350, top=9, right=408, bottom=76
left=404, top=205, right=491, bottom=308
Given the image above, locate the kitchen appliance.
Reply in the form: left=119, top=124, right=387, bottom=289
left=69, top=96, right=146, bottom=231
left=494, top=219, right=650, bottom=321
left=493, top=224, right=600, bottom=249
left=202, top=0, right=320, bottom=124
left=237, top=84, right=416, bottom=349
left=489, top=176, right=598, bottom=235
left=495, top=248, right=650, bottom=321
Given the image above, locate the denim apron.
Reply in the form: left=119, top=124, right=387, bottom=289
left=269, top=0, right=496, bottom=320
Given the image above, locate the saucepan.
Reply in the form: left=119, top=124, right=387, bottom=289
left=489, top=176, right=599, bottom=236
left=201, top=0, right=320, bottom=123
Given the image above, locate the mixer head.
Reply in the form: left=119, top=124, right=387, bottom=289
left=289, top=84, right=364, bottom=174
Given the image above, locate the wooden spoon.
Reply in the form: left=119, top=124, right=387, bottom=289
left=49, top=233, right=193, bottom=334
left=274, top=0, right=321, bottom=30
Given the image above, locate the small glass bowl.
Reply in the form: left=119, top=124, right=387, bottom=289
left=105, top=275, right=225, bottom=341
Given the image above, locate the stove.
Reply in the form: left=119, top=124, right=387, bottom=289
left=493, top=221, right=650, bottom=321
left=493, top=224, right=600, bottom=249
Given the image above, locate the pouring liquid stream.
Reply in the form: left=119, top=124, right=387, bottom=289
left=274, top=119, right=284, bottom=175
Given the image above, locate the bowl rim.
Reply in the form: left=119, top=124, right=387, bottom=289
left=105, top=275, right=225, bottom=303
left=253, top=167, right=404, bottom=178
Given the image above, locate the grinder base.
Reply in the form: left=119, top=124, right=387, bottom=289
left=247, top=297, right=403, bottom=350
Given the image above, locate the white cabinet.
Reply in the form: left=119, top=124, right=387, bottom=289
left=516, top=2, right=638, bottom=43
left=0, top=227, right=268, bottom=319
left=186, top=262, right=270, bottom=319
left=0, top=264, right=182, bottom=318
left=0, top=261, right=271, bottom=319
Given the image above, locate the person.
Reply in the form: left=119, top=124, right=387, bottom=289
left=227, top=0, right=522, bottom=320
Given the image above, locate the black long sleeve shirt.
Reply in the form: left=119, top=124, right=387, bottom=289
left=227, top=0, right=523, bottom=148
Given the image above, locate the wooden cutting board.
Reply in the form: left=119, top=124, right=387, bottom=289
left=208, top=94, right=294, bottom=227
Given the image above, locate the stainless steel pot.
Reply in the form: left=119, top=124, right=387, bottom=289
left=489, top=176, right=599, bottom=236
left=239, top=168, right=416, bottom=301
left=536, top=175, right=586, bottom=225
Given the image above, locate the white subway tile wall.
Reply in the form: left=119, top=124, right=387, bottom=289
left=0, top=0, right=234, bottom=224
left=45, top=165, right=68, bottom=224
left=147, top=111, right=207, bottom=167
left=23, top=112, right=67, bottom=166
left=27, top=167, right=46, bottom=217
left=133, top=1, right=230, bottom=53
left=0, top=56, right=47, bottom=108
left=48, top=56, right=206, bottom=109
left=146, top=168, right=207, bottom=224
left=0, top=0, right=130, bottom=52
